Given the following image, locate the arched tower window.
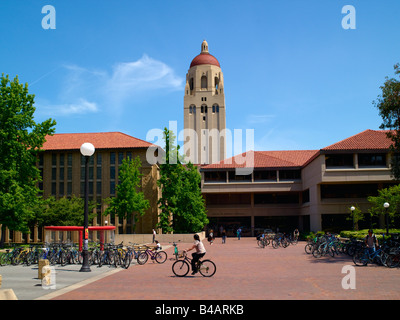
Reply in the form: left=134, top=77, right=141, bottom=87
left=189, top=78, right=194, bottom=92
left=201, top=76, right=207, bottom=89
left=213, top=104, right=219, bottom=113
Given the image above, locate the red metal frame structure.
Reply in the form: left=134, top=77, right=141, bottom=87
left=44, top=226, right=115, bottom=251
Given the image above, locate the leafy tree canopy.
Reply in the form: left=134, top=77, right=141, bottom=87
left=0, top=74, right=56, bottom=238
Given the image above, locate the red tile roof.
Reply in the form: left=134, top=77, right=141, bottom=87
left=202, top=130, right=394, bottom=170
left=202, top=150, right=319, bottom=170
left=321, top=129, right=393, bottom=151
left=42, top=132, right=156, bottom=151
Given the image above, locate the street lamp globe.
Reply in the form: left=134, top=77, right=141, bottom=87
left=350, top=206, right=355, bottom=211
left=384, top=202, right=390, bottom=209
left=80, top=142, right=95, bottom=157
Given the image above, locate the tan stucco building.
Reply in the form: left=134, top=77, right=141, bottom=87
left=200, top=130, right=398, bottom=235
left=1, top=132, right=160, bottom=243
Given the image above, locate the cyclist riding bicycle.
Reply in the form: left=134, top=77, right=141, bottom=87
left=185, top=234, right=206, bottom=275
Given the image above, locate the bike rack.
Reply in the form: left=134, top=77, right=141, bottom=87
left=44, top=226, right=116, bottom=251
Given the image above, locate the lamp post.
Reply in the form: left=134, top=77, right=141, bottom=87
left=350, top=206, right=355, bottom=231
left=384, top=202, right=390, bottom=237
left=79, top=142, right=95, bottom=272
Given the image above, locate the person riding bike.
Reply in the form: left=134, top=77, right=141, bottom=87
left=185, top=234, right=206, bottom=275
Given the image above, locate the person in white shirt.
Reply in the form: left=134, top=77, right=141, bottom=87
left=186, top=234, right=206, bottom=275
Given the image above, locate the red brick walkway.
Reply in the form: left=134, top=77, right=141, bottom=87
left=51, top=237, right=400, bottom=300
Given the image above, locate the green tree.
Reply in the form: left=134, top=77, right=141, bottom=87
left=374, top=63, right=400, bottom=179
left=347, top=205, right=364, bottom=231
left=31, top=195, right=97, bottom=227
left=0, top=74, right=56, bottom=246
left=157, top=128, right=208, bottom=233
left=368, top=184, right=400, bottom=229
left=157, top=128, right=180, bottom=233
left=173, top=162, right=208, bottom=233
left=104, top=156, right=149, bottom=232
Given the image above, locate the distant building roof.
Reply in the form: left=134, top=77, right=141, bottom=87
left=321, top=129, right=393, bottom=152
left=202, top=130, right=394, bottom=170
left=201, top=150, right=319, bottom=170
left=42, top=132, right=156, bottom=151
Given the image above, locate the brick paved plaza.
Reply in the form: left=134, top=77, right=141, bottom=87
left=42, top=237, right=400, bottom=301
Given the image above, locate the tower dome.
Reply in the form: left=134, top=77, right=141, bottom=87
left=189, top=40, right=220, bottom=68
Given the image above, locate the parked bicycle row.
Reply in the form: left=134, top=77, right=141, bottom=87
left=257, top=232, right=299, bottom=249
left=0, top=241, right=168, bottom=270
left=304, top=233, right=400, bottom=268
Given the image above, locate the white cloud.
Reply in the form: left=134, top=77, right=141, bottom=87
left=106, top=54, right=183, bottom=104
left=39, top=55, right=183, bottom=118
left=36, top=98, right=98, bottom=116
left=246, top=114, right=275, bottom=124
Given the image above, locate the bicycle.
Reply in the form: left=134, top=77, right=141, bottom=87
left=353, top=246, right=383, bottom=266
left=272, top=234, right=289, bottom=249
left=0, top=245, right=20, bottom=266
left=257, top=236, right=270, bottom=248
left=171, top=242, right=185, bottom=260
left=137, top=245, right=167, bottom=265
left=120, top=243, right=143, bottom=269
left=172, top=251, right=216, bottom=277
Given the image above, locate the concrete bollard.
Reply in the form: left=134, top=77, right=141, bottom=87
left=38, top=259, right=50, bottom=279
left=0, top=289, right=18, bottom=300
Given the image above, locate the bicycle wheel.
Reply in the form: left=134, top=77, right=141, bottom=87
left=60, top=251, right=68, bottom=266
left=172, top=260, right=190, bottom=277
left=123, top=252, right=133, bottom=269
left=353, top=251, right=368, bottom=266
left=199, top=260, right=216, bottom=277
left=155, top=251, right=167, bottom=264
left=137, top=252, right=148, bottom=265
left=312, top=248, right=322, bottom=258
left=0, top=253, right=6, bottom=266
left=304, top=244, right=313, bottom=254
left=386, top=254, right=400, bottom=268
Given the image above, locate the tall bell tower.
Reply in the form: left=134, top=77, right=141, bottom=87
left=183, top=40, right=226, bottom=164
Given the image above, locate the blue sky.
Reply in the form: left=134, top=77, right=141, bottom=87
left=1, top=0, right=400, bottom=152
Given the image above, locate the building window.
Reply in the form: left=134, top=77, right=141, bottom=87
left=201, top=75, right=207, bottom=89
left=358, top=153, right=386, bottom=167
left=254, top=170, right=277, bottom=181
left=320, top=183, right=379, bottom=199
left=204, top=171, right=226, bottom=182
left=279, top=170, right=301, bottom=181
left=302, top=189, right=310, bottom=203
left=206, top=193, right=251, bottom=205
left=325, top=154, right=354, bottom=168
left=228, top=171, right=252, bottom=182
left=110, top=152, right=116, bottom=165
left=254, top=192, right=300, bottom=204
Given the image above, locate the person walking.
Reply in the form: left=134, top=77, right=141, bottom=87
left=208, top=229, right=214, bottom=245
left=237, top=227, right=242, bottom=240
left=221, top=229, right=227, bottom=244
